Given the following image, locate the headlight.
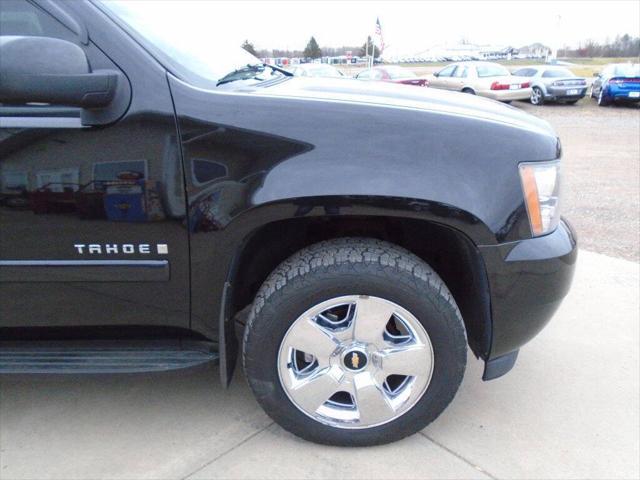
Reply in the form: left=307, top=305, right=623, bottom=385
left=519, top=161, right=561, bottom=236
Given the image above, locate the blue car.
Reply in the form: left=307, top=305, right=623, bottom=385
left=591, top=63, right=640, bottom=106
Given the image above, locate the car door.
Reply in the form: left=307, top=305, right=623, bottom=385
left=0, top=0, right=190, bottom=332
left=451, top=65, right=469, bottom=91
left=431, top=65, right=456, bottom=89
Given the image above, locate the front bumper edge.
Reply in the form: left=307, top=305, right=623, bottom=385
left=479, top=218, right=578, bottom=366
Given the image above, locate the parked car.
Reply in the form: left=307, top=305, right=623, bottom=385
left=590, top=63, right=640, bottom=106
left=0, top=0, right=576, bottom=447
left=290, top=63, right=344, bottom=78
left=355, top=66, right=429, bottom=86
left=512, top=66, right=587, bottom=105
left=430, top=62, right=531, bottom=102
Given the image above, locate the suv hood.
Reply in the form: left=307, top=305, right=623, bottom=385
left=248, top=76, right=555, bottom=136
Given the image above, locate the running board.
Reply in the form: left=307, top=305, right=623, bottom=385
left=0, top=340, right=219, bottom=374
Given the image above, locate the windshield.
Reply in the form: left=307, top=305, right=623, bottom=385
left=476, top=64, right=510, bottom=78
left=385, top=67, right=417, bottom=79
left=613, top=64, right=640, bottom=77
left=98, top=1, right=285, bottom=88
left=542, top=68, right=575, bottom=78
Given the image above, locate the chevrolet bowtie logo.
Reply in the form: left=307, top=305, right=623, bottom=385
left=351, top=352, right=360, bottom=369
left=345, top=350, right=367, bottom=371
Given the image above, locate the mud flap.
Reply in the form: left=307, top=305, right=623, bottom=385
left=483, top=350, right=519, bottom=381
left=219, top=281, right=238, bottom=387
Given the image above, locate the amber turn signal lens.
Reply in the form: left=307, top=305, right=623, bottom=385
left=519, top=165, right=544, bottom=236
left=519, top=161, right=560, bottom=237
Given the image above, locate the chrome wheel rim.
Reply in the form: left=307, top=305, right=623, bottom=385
left=277, top=295, right=434, bottom=429
left=531, top=88, right=542, bottom=104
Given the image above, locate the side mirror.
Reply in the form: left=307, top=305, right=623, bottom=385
left=433, top=72, right=440, bottom=77
left=0, top=36, right=119, bottom=108
left=592, top=72, right=601, bottom=77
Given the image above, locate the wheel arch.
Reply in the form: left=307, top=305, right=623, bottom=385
left=219, top=204, right=494, bottom=384
left=532, top=82, right=546, bottom=94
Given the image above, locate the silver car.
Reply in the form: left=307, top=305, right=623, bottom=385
left=513, top=66, right=587, bottom=105
left=429, top=61, right=532, bottom=102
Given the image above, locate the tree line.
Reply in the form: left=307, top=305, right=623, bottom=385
left=243, top=33, right=640, bottom=60
left=558, top=34, right=640, bottom=58
left=242, top=36, right=380, bottom=59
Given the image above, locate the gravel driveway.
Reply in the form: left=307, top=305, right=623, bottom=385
left=516, top=98, right=639, bottom=261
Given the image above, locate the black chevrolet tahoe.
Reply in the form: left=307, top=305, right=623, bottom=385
left=0, top=0, right=577, bottom=446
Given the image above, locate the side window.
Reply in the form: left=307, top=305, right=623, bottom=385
left=514, top=68, right=535, bottom=77
left=437, top=65, right=456, bottom=77
left=0, top=0, right=76, bottom=41
left=371, top=70, right=384, bottom=80
left=357, top=70, right=371, bottom=80
left=453, top=66, right=468, bottom=78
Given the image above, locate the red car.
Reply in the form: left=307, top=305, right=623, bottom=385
left=355, top=66, right=429, bottom=87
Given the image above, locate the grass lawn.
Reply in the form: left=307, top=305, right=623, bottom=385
left=560, top=57, right=639, bottom=65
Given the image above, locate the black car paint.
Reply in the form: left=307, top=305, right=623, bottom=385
left=0, top=2, right=190, bottom=333
left=0, top=0, right=577, bottom=381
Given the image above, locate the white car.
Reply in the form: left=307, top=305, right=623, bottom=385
left=429, top=62, right=531, bottom=102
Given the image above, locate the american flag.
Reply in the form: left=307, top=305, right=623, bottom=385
left=374, top=17, right=384, bottom=53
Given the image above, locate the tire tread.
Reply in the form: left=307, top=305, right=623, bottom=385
left=242, top=237, right=467, bottom=446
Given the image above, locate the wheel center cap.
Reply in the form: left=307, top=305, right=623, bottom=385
left=342, top=349, right=368, bottom=371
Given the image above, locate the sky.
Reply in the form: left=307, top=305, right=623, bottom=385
left=111, top=1, right=640, bottom=55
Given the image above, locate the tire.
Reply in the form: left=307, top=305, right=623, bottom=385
left=530, top=86, right=545, bottom=105
left=462, top=88, right=475, bottom=95
left=598, top=88, right=610, bottom=106
left=243, top=238, right=467, bottom=446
